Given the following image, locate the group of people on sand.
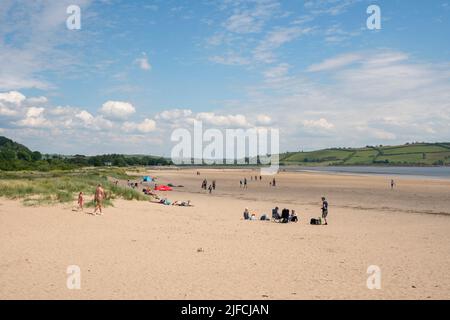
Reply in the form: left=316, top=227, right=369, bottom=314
left=243, top=196, right=329, bottom=225
left=240, top=176, right=276, bottom=188
left=201, top=179, right=216, bottom=193
left=77, top=184, right=106, bottom=216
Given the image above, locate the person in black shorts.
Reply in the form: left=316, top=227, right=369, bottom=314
left=321, top=197, right=329, bottom=225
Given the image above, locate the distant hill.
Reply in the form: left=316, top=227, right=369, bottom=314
left=280, top=143, right=450, bottom=166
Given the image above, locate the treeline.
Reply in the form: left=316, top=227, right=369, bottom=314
left=0, top=136, right=171, bottom=171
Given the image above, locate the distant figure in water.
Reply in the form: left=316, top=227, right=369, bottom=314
left=390, top=179, right=395, bottom=189
left=77, top=192, right=84, bottom=211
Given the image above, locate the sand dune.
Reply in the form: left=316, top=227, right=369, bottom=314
left=1, top=169, right=449, bottom=299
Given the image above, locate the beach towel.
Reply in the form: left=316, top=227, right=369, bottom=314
left=155, top=185, right=173, bottom=191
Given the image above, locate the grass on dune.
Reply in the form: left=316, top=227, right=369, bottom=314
left=0, top=168, right=148, bottom=206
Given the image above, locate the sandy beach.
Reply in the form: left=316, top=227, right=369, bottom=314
left=1, top=168, right=449, bottom=299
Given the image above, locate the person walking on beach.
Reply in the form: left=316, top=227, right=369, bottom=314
left=208, top=184, right=213, bottom=194
left=77, top=192, right=84, bottom=211
left=321, top=197, right=329, bottom=225
left=240, top=180, right=243, bottom=188
left=212, top=180, right=216, bottom=190
left=390, top=179, right=395, bottom=189
left=93, top=184, right=106, bottom=215
left=272, top=178, right=276, bottom=187
left=244, top=178, right=247, bottom=189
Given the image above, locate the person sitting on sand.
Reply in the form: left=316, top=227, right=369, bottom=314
left=250, top=213, right=257, bottom=220
left=272, top=207, right=281, bottom=221
left=93, top=184, right=105, bottom=215
left=77, top=192, right=84, bottom=211
left=281, top=208, right=290, bottom=223
left=321, top=197, right=329, bottom=225
left=243, top=208, right=250, bottom=220
left=290, top=210, right=298, bottom=223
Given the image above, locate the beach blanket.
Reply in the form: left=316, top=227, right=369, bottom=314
left=155, top=185, right=173, bottom=191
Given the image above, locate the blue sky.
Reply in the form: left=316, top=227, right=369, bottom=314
left=0, top=0, right=449, bottom=155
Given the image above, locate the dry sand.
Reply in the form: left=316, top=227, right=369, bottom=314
left=1, top=168, right=449, bottom=299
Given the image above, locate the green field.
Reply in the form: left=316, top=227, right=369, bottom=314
left=280, top=143, right=450, bottom=166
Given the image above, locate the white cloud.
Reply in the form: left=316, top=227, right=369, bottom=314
left=156, top=109, right=192, bottom=121
left=263, top=63, right=290, bottom=82
left=135, top=53, right=151, bottom=71
left=254, top=26, right=312, bottom=63
left=196, top=112, right=249, bottom=127
left=100, top=101, right=136, bottom=119
left=76, top=110, right=94, bottom=124
left=0, top=91, right=26, bottom=105
left=303, top=118, right=335, bottom=130
left=307, top=53, right=362, bottom=72
left=15, top=107, right=49, bottom=128
left=123, top=118, right=156, bottom=133
left=223, top=0, right=280, bottom=34
left=27, top=96, right=49, bottom=105
left=256, top=114, right=272, bottom=125
left=209, top=53, right=250, bottom=66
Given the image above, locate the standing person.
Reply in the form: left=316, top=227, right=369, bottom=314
left=208, top=184, right=213, bottom=194
left=244, top=178, right=247, bottom=189
left=272, top=178, right=276, bottom=187
left=212, top=180, right=216, bottom=190
left=390, top=179, right=395, bottom=189
left=321, top=197, right=329, bottom=225
left=259, top=175, right=262, bottom=181
left=240, top=180, right=243, bottom=188
left=93, top=184, right=106, bottom=216
left=77, top=192, right=84, bottom=211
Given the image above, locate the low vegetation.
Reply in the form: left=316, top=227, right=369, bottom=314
left=0, top=168, right=149, bottom=206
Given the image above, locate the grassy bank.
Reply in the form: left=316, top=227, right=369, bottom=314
left=0, top=168, right=149, bottom=206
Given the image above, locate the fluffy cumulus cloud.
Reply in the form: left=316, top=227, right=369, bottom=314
left=123, top=118, right=156, bottom=133
left=100, top=101, right=136, bottom=119
left=15, top=107, right=50, bottom=128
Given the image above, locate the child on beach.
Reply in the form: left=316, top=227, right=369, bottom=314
left=77, top=192, right=84, bottom=211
